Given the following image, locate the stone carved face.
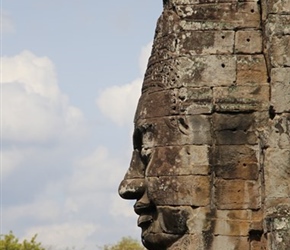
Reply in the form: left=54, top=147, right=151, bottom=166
left=118, top=110, right=214, bottom=249
left=116, top=0, right=290, bottom=248
left=118, top=3, right=270, bottom=249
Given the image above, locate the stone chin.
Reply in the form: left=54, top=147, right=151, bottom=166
left=141, top=230, right=181, bottom=250
left=140, top=207, right=189, bottom=250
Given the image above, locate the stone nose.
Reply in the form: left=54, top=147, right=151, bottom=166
left=118, top=178, right=146, bottom=200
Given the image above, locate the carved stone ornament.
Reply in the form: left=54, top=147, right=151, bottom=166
left=119, top=0, right=290, bottom=249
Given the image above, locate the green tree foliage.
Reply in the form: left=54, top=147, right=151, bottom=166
left=101, top=237, right=145, bottom=250
left=0, top=232, right=45, bottom=250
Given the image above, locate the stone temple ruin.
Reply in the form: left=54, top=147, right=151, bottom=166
left=119, top=0, right=290, bottom=249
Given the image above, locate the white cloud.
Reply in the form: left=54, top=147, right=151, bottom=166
left=1, top=50, right=86, bottom=144
left=1, top=44, right=149, bottom=247
left=1, top=10, right=15, bottom=33
left=96, top=79, right=142, bottom=126
left=1, top=147, right=34, bottom=177
left=110, top=194, right=136, bottom=218
left=2, top=143, right=136, bottom=247
left=139, top=42, right=153, bottom=74
left=69, top=146, right=124, bottom=193
left=23, top=222, right=98, bottom=250
left=5, top=200, right=60, bottom=224
left=96, top=41, right=152, bottom=127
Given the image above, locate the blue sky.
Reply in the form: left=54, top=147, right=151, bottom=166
left=1, top=1, right=162, bottom=248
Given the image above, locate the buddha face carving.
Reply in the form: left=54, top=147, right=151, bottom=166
left=118, top=2, right=269, bottom=249
left=118, top=114, right=212, bottom=250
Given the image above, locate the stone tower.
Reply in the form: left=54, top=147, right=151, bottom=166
left=119, top=0, right=290, bottom=249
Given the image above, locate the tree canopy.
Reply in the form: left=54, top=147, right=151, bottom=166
left=0, top=232, right=45, bottom=250
left=101, top=237, right=145, bottom=250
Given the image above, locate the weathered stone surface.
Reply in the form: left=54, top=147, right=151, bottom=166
left=271, top=69, right=290, bottom=113
left=265, top=206, right=290, bottom=250
left=215, top=179, right=261, bottom=209
left=177, top=3, right=261, bottom=29
left=264, top=149, right=290, bottom=199
left=211, top=210, right=262, bottom=236
left=266, top=14, right=290, bottom=35
left=123, top=150, right=145, bottom=179
left=147, top=145, right=210, bottom=176
left=186, top=207, right=212, bottom=233
left=147, top=176, right=210, bottom=206
left=235, top=30, right=263, bottom=54
left=267, top=114, right=290, bottom=149
left=136, top=87, right=213, bottom=117
left=118, top=0, right=290, bottom=249
left=177, top=30, right=234, bottom=55
left=267, top=0, right=290, bottom=14
left=215, top=162, right=259, bottom=180
left=133, top=116, right=213, bottom=146
left=211, top=236, right=249, bottom=250
left=156, top=206, right=191, bottom=234
left=213, top=145, right=258, bottom=166
left=143, top=55, right=236, bottom=92
left=213, top=84, right=269, bottom=112
left=269, top=35, right=290, bottom=67
left=236, top=55, right=268, bottom=84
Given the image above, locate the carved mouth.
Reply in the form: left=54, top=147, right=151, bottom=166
left=134, top=201, right=155, bottom=230
left=138, top=214, right=153, bottom=228
left=134, top=201, right=155, bottom=214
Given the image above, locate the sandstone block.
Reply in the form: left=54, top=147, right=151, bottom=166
left=215, top=162, right=259, bottom=180
left=212, top=113, right=258, bottom=145
left=146, top=145, right=210, bottom=176
left=213, top=210, right=264, bottom=236
left=236, top=55, right=268, bottom=84
left=178, top=30, right=234, bottom=55
left=265, top=205, right=290, bottom=250
left=147, top=175, right=210, bottom=206
left=211, top=236, right=249, bottom=250
left=250, top=240, right=266, bottom=250
left=267, top=114, right=290, bottom=149
left=271, top=68, right=290, bottom=113
left=213, top=84, right=269, bottom=112
left=180, top=55, right=236, bottom=87
left=134, top=116, right=213, bottom=146
left=264, top=148, right=290, bottom=199
left=215, top=179, right=261, bottom=209
left=235, top=30, right=263, bottom=54
left=214, top=218, right=250, bottom=236
left=180, top=87, right=213, bottom=115
left=170, top=0, right=239, bottom=4
left=266, top=14, right=290, bottom=36
left=179, top=2, right=261, bottom=30
left=265, top=198, right=290, bottom=213
left=187, top=207, right=212, bottom=233
left=267, top=0, right=290, bottom=14
left=170, top=233, right=205, bottom=250
left=176, top=3, right=260, bottom=27
left=137, top=87, right=214, bottom=117
left=269, top=35, right=290, bottom=67
left=213, top=145, right=258, bottom=166
left=143, top=55, right=236, bottom=91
